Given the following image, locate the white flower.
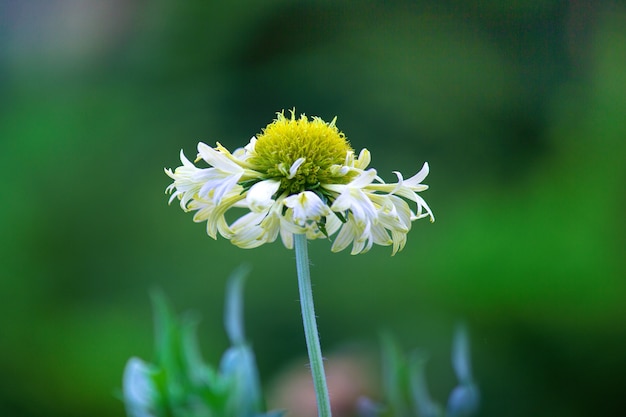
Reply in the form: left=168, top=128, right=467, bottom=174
left=166, top=110, right=433, bottom=254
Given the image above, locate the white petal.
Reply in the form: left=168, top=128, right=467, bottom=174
left=324, top=213, right=343, bottom=236
left=331, top=187, right=377, bottom=223
left=349, top=169, right=377, bottom=188
left=370, top=223, right=392, bottom=246
left=329, top=164, right=350, bottom=176
left=164, top=151, right=209, bottom=209
left=287, top=157, right=306, bottom=179
left=246, top=180, right=281, bottom=212
left=344, top=150, right=355, bottom=166
left=192, top=193, right=242, bottom=239
left=354, top=148, right=371, bottom=169
left=280, top=228, right=295, bottom=249
left=245, top=136, right=257, bottom=152
left=331, top=220, right=357, bottom=253
left=230, top=212, right=268, bottom=248
left=410, top=194, right=435, bottom=222
left=404, top=162, right=430, bottom=187
left=232, top=137, right=258, bottom=161
left=197, top=142, right=244, bottom=173
left=197, top=170, right=243, bottom=204
left=284, top=191, right=330, bottom=225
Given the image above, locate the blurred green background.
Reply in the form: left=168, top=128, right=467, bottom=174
left=1, top=1, right=625, bottom=416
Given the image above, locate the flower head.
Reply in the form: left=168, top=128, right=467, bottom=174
left=165, top=110, right=433, bottom=255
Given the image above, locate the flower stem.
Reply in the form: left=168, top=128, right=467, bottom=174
left=294, top=233, right=332, bottom=417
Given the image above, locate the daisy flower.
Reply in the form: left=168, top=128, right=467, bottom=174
left=165, top=110, right=434, bottom=255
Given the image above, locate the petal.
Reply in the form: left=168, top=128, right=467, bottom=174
left=246, top=180, right=281, bottom=212
left=404, top=162, right=430, bottom=187
left=344, top=150, right=355, bottom=167
left=197, top=142, right=229, bottom=169
left=329, top=164, right=350, bottom=176
left=232, top=137, right=257, bottom=161
left=192, top=193, right=243, bottom=239
left=349, top=168, right=378, bottom=188
left=324, top=213, right=343, bottom=236
left=331, top=214, right=374, bottom=254
left=284, top=191, right=330, bottom=225
left=197, top=170, right=243, bottom=204
left=164, top=154, right=209, bottom=209
left=230, top=212, right=268, bottom=248
left=411, top=194, right=435, bottom=222
left=279, top=227, right=295, bottom=249
left=354, top=148, right=371, bottom=169
left=331, top=187, right=377, bottom=224
left=331, top=220, right=357, bottom=253
left=370, top=223, right=392, bottom=246
left=287, top=157, right=306, bottom=179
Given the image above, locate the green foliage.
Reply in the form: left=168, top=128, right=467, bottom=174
left=359, top=326, right=479, bottom=417
left=122, top=267, right=283, bottom=417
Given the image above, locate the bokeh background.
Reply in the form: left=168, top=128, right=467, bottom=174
left=1, top=1, right=625, bottom=416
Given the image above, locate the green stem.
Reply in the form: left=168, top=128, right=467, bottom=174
left=294, top=233, right=332, bottom=417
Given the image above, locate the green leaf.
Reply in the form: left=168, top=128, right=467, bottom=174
left=123, top=269, right=282, bottom=417
left=224, top=265, right=251, bottom=346
left=408, top=351, right=442, bottom=417
left=380, top=333, right=410, bottom=417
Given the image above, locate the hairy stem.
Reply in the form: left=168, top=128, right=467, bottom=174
left=294, top=234, right=332, bottom=417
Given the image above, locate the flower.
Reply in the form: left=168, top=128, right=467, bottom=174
left=165, top=110, right=434, bottom=254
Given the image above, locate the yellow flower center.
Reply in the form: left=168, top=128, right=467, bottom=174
left=250, top=111, right=354, bottom=194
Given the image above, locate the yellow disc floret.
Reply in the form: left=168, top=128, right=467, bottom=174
left=250, top=110, right=354, bottom=194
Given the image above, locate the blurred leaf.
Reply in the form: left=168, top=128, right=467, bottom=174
left=450, top=324, right=472, bottom=385
left=446, top=325, right=479, bottom=417
left=375, top=328, right=479, bottom=417
left=380, top=333, right=411, bottom=417
left=224, top=264, right=252, bottom=346
left=123, top=270, right=279, bottom=417
left=123, top=358, right=160, bottom=417
left=408, top=352, right=443, bottom=417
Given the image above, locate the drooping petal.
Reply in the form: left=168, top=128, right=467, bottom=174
left=191, top=193, right=243, bottom=240
left=411, top=194, right=435, bottom=222
left=331, top=186, right=377, bottom=225
left=165, top=150, right=207, bottom=209
left=284, top=191, right=331, bottom=225
left=197, top=169, right=243, bottom=204
left=331, top=217, right=358, bottom=253
left=370, top=223, right=393, bottom=246
left=324, top=212, right=343, bottom=237
left=197, top=142, right=245, bottom=173
left=268, top=204, right=306, bottom=249
left=229, top=212, right=269, bottom=249
left=188, top=143, right=248, bottom=204
left=246, top=179, right=281, bottom=213
left=331, top=213, right=374, bottom=255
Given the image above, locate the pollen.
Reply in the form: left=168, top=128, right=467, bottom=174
left=250, top=110, right=354, bottom=194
